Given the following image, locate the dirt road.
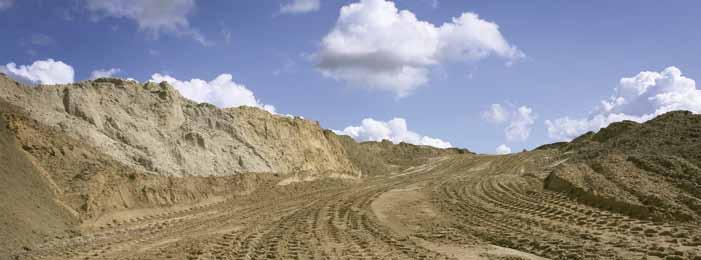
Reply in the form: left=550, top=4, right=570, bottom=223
left=14, top=152, right=701, bottom=260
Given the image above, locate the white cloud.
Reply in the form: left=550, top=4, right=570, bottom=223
left=1, top=59, right=75, bottom=85
left=0, top=0, right=13, bottom=10
left=483, top=104, right=536, bottom=142
left=495, top=144, right=511, bottom=155
left=482, top=103, right=508, bottom=123
left=0, top=60, right=277, bottom=114
left=83, top=0, right=208, bottom=45
left=316, top=0, right=523, bottom=97
left=280, top=0, right=320, bottom=14
left=90, top=68, right=121, bottom=79
left=546, top=66, right=701, bottom=141
left=150, top=73, right=276, bottom=113
left=334, top=117, right=452, bottom=148
left=505, top=106, right=535, bottom=142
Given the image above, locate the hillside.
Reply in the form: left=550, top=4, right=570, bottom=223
left=540, top=111, right=701, bottom=221
left=0, top=100, right=79, bottom=256
left=5, top=74, right=700, bottom=259
left=0, top=74, right=467, bottom=257
left=0, top=75, right=361, bottom=178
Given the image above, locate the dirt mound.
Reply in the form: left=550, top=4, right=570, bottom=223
left=15, top=73, right=701, bottom=259
left=0, top=97, right=279, bottom=256
left=0, top=100, right=78, bottom=257
left=337, top=136, right=472, bottom=176
left=0, top=75, right=472, bottom=256
left=0, top=75, right=359, bottom=177
left=542, top=111, right=701, bottom=221
left=13, top=150, right=698, bottom=260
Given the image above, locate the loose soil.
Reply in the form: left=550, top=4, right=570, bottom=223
left=10, top=152, right=701, bottom=259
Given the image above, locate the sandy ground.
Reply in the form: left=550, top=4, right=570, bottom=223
left=372, top=185, right=547, bottom=260
left=10, top=153, right=701, bottom=260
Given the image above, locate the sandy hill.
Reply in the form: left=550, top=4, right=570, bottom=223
left=2, top=73, right=699, bottom=259
left=0, top=74, right=467, bottom=256
left=539, top=111, right=701, bottom=221
left=0, top=76, right=363, bottom=177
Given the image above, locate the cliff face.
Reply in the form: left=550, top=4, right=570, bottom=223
left=0, top=76, right=359, bottom=177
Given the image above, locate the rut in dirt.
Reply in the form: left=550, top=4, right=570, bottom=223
left=14, top=153, right=701, bottom=260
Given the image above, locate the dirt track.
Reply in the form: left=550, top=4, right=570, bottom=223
left=14, top=152, right=701, bottom=260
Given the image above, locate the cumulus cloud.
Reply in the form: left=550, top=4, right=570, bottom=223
left=483, top=104, right=536, bottom=142
left=505, top=106, right=535, bottom=142
left=316, top=0, right=523, bottom=97
left=335, top=117, right=452, bottom=148
left=150, top=73, right=276, bottom=113
left=495, top=144, right=511, bottom=155
left=545, top=66, right=701, bottom=141
left=1, top=59, right=75, bottom=85
left=83, top=0, right=207, bottom=45
left=90, top=68, right=121, bottom=79
left=0, top=0, right=13, bottom=10
left=280, top=0, right=320, bottom=14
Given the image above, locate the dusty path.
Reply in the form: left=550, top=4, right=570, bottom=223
left=14, top=153, right=701, bottom=260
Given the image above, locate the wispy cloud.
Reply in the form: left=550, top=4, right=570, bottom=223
left=90, top=68, right=121, bottom=79
left=279, top=0, right=320, bottom=14
left=83, top=0, right=209, bottom=45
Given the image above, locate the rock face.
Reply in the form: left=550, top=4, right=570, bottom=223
left=0, top=76, right=359, bottom=177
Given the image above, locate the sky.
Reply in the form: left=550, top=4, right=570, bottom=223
left=1, top=0, right=700, bottom=154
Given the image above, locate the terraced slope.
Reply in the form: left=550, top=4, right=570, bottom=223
left=11, top=152, right=700, bottom=260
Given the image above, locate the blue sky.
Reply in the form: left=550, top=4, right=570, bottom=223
left=1, top=0, right=700, bottom=154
